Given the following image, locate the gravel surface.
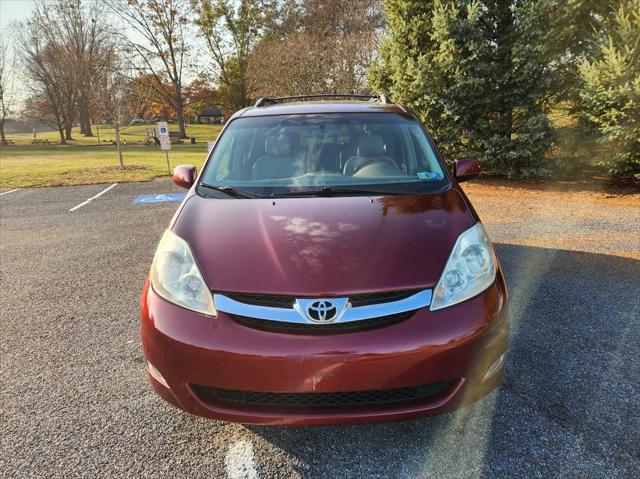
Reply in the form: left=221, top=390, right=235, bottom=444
left=1, top=179, right=639, bottom=478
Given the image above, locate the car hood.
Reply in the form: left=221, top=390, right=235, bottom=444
left=172, top=189, right=475, bottom=295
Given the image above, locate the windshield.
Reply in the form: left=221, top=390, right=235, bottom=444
left=199, top=112, right=449, bottom=196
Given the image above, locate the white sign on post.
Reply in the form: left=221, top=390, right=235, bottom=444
left=159, top=136, right=171, bottom=151
left=157, top=121, right=171, bottom=174
left=157, top=121, right=170, bottom=151
left=157, top=121, right=169, bottom=136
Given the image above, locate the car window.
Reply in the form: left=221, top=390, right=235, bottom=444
left=200, top=112, right=449, bottom=196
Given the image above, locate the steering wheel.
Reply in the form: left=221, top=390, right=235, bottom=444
left=351, top=156, right=398, bottom=175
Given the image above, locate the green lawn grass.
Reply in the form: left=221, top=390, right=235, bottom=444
left=4, top=123, right=222, bottom=146
left=0, top=124, right=222, bottom=188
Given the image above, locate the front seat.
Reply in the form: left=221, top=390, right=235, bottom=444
left=343, top=135, right=395, bottom=176
left=317, top=143, right=342, bottom=172
left=252, top=133, right=304, bottom=180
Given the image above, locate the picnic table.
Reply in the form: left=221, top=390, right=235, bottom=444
left=32, top=139, right=50, bottom=145
left=145, top=134, right=183, bottom=146
left=168, top=131, right=184, bottom=144
left=1, top=139, right=16, bottom=145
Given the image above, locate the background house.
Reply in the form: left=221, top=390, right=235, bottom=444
left=195, top=107, right=224, bottom=124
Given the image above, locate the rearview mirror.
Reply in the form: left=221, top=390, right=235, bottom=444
left=454, top=157, right=481, bottom=183
left=172, top=165, right=197, bottom=189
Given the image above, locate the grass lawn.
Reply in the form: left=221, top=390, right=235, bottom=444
left=3, top=123, right=222, bottom=146
left=0, top=124, right=223, bottom=188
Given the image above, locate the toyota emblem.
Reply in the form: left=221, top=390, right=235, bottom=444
left=306, top=300, right=338, bottom=323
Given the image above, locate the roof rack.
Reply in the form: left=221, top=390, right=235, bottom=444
left=254, top=93, right=393, bottom=108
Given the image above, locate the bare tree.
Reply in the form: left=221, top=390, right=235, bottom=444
left=96, top=55, right=153, bottom=168
left=97, top=54, right=127, bottom=167
left=248, top=0, right=382, bottom=97
left=0, top=36, right=17, bottom=143
left=14, top=0, right=113, bottom=142
left=110, top=0, right=190, bottom=138
left=37, top=0, right=114, bottom=137
left=14, top=14, right=76, bottom=143
left=14, top=1, right=114, bottom=140
left=248, top=32, right=330, bottom=96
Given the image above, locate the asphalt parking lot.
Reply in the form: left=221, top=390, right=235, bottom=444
left=1, top=180, right=639, bottom=478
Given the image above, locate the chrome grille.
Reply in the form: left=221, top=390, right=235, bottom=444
left=214, top=289, right=432, bottom=332
left=223, top=289, right=420, bottom=309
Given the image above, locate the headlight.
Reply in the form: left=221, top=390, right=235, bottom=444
left=430, top=223, right=496, bottom=311
left=150, top=229, right=217, bottom=316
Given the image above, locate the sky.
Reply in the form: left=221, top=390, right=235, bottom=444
left=0, top=0, right=36, bottom=29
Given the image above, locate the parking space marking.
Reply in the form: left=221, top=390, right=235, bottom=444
left=225, top=440, right=259, bottom=479
left=0, top=189, right=19, bottom=196
left=131, top=193, right=186, bottom=205
left=69, top=183, right=118, bottom=212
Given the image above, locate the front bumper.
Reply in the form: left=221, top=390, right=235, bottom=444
left=140, top=274, right=509, bottom=425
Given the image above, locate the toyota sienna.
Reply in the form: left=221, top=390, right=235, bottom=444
left=140, top=94, right=509, bottom=425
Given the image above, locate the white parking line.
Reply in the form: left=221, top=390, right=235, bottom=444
left=69, top=183, right=118, bottom=212
left=0, top=189, right=19, bottom=196
left=225, top=440, right=259, bottom=479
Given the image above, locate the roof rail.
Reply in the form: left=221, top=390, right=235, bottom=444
left=254, top=93, right=393, bottom=108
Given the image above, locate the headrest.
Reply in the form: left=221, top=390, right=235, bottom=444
left=265, top=133, right=293, bottom=156
left=357, top=135, right=386, bottom=157
left=286, top=131, right=300, bottom=149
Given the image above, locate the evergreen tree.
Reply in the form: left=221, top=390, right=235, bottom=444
left=544, top=0, right=618, bottom=102
left=578, top=0, right=640, bottom=180
left=369, top=0, right=555, bottom=178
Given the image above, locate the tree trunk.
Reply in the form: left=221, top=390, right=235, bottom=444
left=58, top=126, right=66, bottom=144
left=114, top=106, right=124, bottom=169
left=495, top=0, right=513, bottom=165
left=78, top=97, right=93, bottom=137
left=62, top=107, right=74, bottom=140
left=175, top=85, right=187, bottom=139
left=0, top=121, right=6, bottom=143
left=239, top=60, right=249, bottom=108
left=79, top=111, right=88, bottom=135
left=63, top=96, right=75, bottom=140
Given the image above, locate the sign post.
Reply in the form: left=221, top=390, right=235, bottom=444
left=157, top=121, right=171, bottom=175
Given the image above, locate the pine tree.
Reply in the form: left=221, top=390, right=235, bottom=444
left=369, top=0, right=555, bottom=178
left=543, top=0, right=618, bottom=102
left=578, top=0, right=640, bottom=180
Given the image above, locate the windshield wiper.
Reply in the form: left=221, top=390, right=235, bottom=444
left=200, top=183, right=262, bottom=199
left=270, top=186, right=404, bottom=197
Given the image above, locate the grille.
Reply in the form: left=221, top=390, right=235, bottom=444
left=192, top=380, right=458, bottom=410
left=224, top=292, right=296, bottom=308
left=223, top=289, right=420, bottom=309
left=230, top=310, right=416, bottom=333
left=349, top=290, right=421, bottom=307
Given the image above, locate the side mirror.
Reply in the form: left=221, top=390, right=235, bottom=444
left=172, top=165, right=197, bottom=189
left=454, top=157, right=481, bottom=183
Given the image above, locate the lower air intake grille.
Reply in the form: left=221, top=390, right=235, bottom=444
left=192, top=380, right=458, bottom=410
left=229, top=310, right=415, bottom=333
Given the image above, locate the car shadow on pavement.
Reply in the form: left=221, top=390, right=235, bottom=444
left=245, top=244, right=640, bottom=479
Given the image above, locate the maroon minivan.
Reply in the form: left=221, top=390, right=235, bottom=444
left=141, top=95, right=509, bottom=425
